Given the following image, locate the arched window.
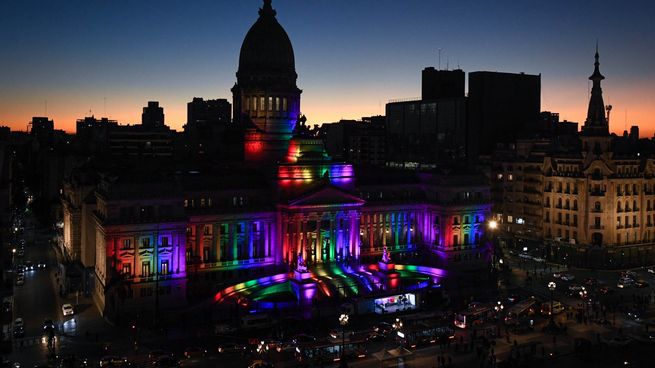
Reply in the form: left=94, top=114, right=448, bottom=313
left=595, top=201, right=601, bottom=211
left=565, top=199, right=570, bottom=209
left=573, top=200, right=578, bottom=209
left=617, top=201, right=622, bottom=211
left=633, top=200, right=638, bottom=211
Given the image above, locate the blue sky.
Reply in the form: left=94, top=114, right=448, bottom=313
left=1, top=0, right=654, bottom=134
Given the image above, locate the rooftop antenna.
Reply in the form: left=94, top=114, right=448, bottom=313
left=457, top=59, right=460, bottom=69
left=438, top=48, right=442, bottom=70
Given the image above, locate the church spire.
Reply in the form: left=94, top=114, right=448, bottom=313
left=259, top=0, right=276, bottom=17
left=583, top=44, right=609, bottom=136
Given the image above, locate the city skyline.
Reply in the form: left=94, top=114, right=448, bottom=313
left=1, top=0, right=654, bottom=135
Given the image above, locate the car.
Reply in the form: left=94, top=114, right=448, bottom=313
left=148, top=350, right=173, bottom=361
left=99, top=356, right=129, bottom=368
left=248, top=361, right=274, bottom=368
left=366, top=331, right=387, bottom=342
left=183, top=347, right=206, bottom=359
left=43, top=319, right=55, bottom=331
left=37, top=261, right=47, bottom=268
left=635, top=280, right=649, bottom=288
left=62, top=304, right=74, bottom=316
left=14, top=318, right=24, bottom=329
left=152, top=356, right=179, bottom=368
left=15, top=275, right=24, bottom=286
left=568, top=284, right=585, bottom=292
left=603, top=335, right=633, bottom=347
left=648, top=267, right=655, bottom=274
left=217, top=343, right=247, bottom=354
left=264, top=340, right=287, bottom=353
left=560, top=274, right=575, bottom=281
left=617, top=277, right=634, bottom=289
left=621, top=270, right=637, bottom=279
left=532, top=257, right=545, bottom=263
left=519, top=253, right=532, bottom=260
left=25, top=261, right=34, bottom=271
left=373, top=322, right=394, bottom=335
left=540, top=301, right=565, bottom=316
left=506, top=294, right=520, bottom=304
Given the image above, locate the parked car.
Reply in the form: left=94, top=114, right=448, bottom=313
left=15, top=275, right=24, bottom=286
left=621, top=270, right=638, bottom=279
left=13, top=326, right=24, bottom=338
left=568, top=284, right=585, bottom=292
left=43, top=319, right=55, bottom=331
left=617, top=277, right=634, bottom=289
left=183, top=347, right=206, bottom=359
left=99, top=356, right=129, bottom=368
left=635, top=280, right=649, bottom=288
left=560, top=274, right=575, bottom=281
left=647, top=267, right=655, bottom=274
left=373, top=322, right=394, bottom=336
left=61, top=304, right=74, bottom=316
left=217, top=343, right=247, bottom=354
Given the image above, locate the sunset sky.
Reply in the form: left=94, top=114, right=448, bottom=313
left=1, top=0, right=654, bottom=135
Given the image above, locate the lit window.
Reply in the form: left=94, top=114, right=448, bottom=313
left=260, top=97, right=265, bottom=112
left=508, top=174, right=513, bottom=181
left=184, top=199, right=188, bottom=208
left=283, top=97, right=287, bottom=112
left=200, top=198, right=206, bottom=207
left=268, top=97, right=273, bottom=111
left=275, top=97, right=280, bottom=111
left=507, top=216, right=513, bottom=223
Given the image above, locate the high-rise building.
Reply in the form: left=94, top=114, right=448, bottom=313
left=422, top=68, right=465, bottom=100
left=187, top=97, right=231, bottom=125
left=142, top=101, right=165, bottom=128
left=468, top=71, right=541, bottom=156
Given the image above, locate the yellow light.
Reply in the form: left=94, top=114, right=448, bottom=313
left=488, top=220, right=498, bottom=230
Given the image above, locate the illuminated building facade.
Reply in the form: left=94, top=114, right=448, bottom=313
left=65, top=1, right=492, bottom=318
left=492, top=49, right=655, bottom=267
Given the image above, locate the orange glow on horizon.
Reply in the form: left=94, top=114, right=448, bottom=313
left=1, top=85, right=654, bottom=137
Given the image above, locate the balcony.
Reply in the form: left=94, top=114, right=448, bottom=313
left=590, top=224, right=605, bottom=230
left=590, top=191, right=606, bottom=197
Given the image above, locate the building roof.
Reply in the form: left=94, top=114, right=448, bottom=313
left=238, top=0, right=296, bottom=77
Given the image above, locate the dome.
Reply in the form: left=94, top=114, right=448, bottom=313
left=238, top=0, right=296, bottom=76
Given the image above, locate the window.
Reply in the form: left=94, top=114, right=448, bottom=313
left=507, top=215, right=513, bottom=223
left=283, top=97, right=287, bottom=111
left=453, top=216, right=460, bottom=225
left=464, top=216, right=469, bottom=224
left=260, top=97, right=265, bottom=112
left=253, top=96, right=258, bottom=110
left=594, top=202, right=601, bottom=211
left=122, top=239, right=132, bottom=249
left=184, top=199, right=188, bottom=208
left=141, top=237, right=151, bottom=248
left=245, top=97, right=249, bottom=111
left=275, top=97, right=280, bottom=111
left=208, top=198, right=212, bottom=207
left=453, top=235, right=459, bottom=246
left=268, top=96, right=273, bottom=111
left=142, top=261, right=151, bottom=277
left=203, top=225, right=211, bottom=235
left=160, top=260, right=169, bottom=276
left=464, top=234, right=469, bottom=245
left=161, top=236, right=169, bottom=246
left=200, top=198, right=206, bottom=207
left=122, top=263, right=131, bottom=276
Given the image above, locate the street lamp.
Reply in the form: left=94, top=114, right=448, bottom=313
left=488, top=220, right=498, bottom=230
left=339, top=313, right=349, bottom=367
left=548, top=281, right=557, bottom=328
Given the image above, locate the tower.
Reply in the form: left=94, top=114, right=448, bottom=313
left=232, top=0, right=302, bottom=163
left=581, top=46, right=611, bottom=153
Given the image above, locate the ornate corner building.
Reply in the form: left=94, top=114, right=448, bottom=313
left=492, top=47, right=655, bottom=267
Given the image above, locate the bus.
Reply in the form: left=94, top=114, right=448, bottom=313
left=504, top=298, right=537, bottom=325
left=454, top=303, right=495, bottom=329
left=397, top=322, right=455, bottom=349
left=294, top=338, right=367, bottom=366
